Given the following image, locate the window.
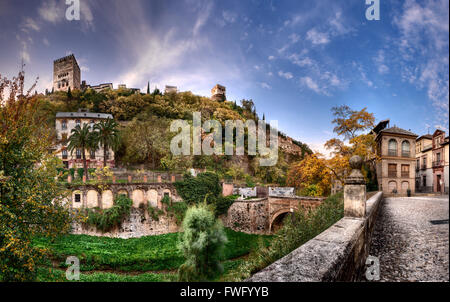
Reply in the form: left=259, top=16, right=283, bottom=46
left=90, top=150, right=95, bottom=159
left=76, top=119, right=81, bottom=127
left=61, top=120, right=67, bottom=130
left=388, top=164, right=397, bottom=178
left=401, top=165, right=410, bottom=178
left=105, top=150, right=110, bottom=160
left=76, top=149, right=82, bottom=159
left=401, top=141, right=410, bottom=157
left=63, top=161, right=69, bottom=169
left=437, top=153, right=441, bottom=162
left=388, top=139, right=397, bottom=156
left=422, top=156, right=427, bottom=168
left=62, top=149, right=68, bottom=159
left=74, top=194, right=81, bottom=203
left=423, top=176, right=426, bottom=187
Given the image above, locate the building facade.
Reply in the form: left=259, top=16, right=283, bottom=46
left=164, top=85, right=178, bottom=94
left=415, top=134, right=433, bottom=192
left=374, top=122, right=418, bottom=195
left=55, top=109, right=115, bottom=169
left=431, top=130, right=448, bottom=193
left=53, top=54, right=81, bottom=92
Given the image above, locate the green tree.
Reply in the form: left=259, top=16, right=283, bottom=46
left=121, top=114, right=169, bottom=168
left=0, top=69, right=72, bottom=281
left=67, top=123, right=95, bottom=180
left=178, top=203, right=227, bottom=281
left=147, top=81, right=150, bottom=94
left=92, top=118, right=120, bottom=167
left=67, top=86, right=72, bottom=99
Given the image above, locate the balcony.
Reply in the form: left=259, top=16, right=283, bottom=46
left=415, top=166, right=419, bottom=172
left=401, top=172, right=410, bottom=178
left=421, top=164, right=427, bottom=170
left=432, top=160, right=444, bottom=168
left=388, top=150, right=397, bottom=157
left=388, top=171, right=397, bottom=178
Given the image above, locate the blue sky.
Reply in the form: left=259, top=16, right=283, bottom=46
left=0, top=0, right=448, bottom=154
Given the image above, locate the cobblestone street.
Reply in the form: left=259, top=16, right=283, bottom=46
left=367, top=196, right=449, bottom=282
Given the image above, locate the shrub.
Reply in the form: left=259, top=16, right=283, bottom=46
left=77, top=168, right=84, bottom=179
left=214, top=195, right=238, bottom=216
left=69, top=168, right=76, bottom=178
left=166, top=202, right=188, bottom=225
left=177, top=203, right=227, bottom=281
left=174, top=172, right=221, bottom=205
left=85, top=195, right=132, bottom=232
left=148, top=206, right=164, bottom=221
left=174, top=172, right=236, bottom=217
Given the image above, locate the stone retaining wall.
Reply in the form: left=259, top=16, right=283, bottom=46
left=247, top=192, right=383, bottom=281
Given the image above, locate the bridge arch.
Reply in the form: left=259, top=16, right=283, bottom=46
left=269, top=208, right=295, bottom=233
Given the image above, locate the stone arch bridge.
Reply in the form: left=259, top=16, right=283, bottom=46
left=224, top=196, right=325, bottom=234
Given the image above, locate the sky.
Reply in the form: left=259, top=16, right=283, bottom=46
left=0, top=0, right=448, bottom=155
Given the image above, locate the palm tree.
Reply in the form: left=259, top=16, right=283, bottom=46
left=92, top=118, right=120, bottom=168
left=67, top=123, right=95, bottom=180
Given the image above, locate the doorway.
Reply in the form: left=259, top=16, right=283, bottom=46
left=437, top=175, right=442, bottom=192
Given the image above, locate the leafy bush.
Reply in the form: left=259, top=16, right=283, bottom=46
left=174, top=172, right=236, bottom=216
left=85, top=195, right=132, bottom=232
left=148, top=206, right=164, bottom=221
left=69, top=168, right=76, bottom=178
left=177, top=203, right=227, bottom=281
left=215, top=195, right=238, bottom=216
left=174, top=172, right=221, bottom=205
left=223, top=192, right=344, bottom=281
left=166, top=201, right=188, bottom=225
left=77, top=168, right=84, bottom=179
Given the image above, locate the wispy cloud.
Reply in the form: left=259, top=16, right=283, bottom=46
left=278, top=70, right=293, bottom=79
left=394, top=0, right=449, bottom=131
left=306, top=28, right=329, bottom=45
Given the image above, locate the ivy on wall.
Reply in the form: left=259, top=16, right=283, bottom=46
left=84, top=194, right=132, bottom=232
left=174, top=172, right=237, bottom=217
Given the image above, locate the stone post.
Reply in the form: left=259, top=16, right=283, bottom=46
left=344, top=155, right=366, bottom=218
left=171, top=175, right=176, bottom=182
left=82, top=175, right=86, bottom=183
left=128, top=175, right=132, bottom=183
left=143, top=175, right=148, bottom=183
left=68, top=175, right=72, bottom=183
left=157, top=175, right=162, bottom=183
left=112, top=175, right=116, bottom=184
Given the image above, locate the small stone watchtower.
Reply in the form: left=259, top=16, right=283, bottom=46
left=211, top=84, right=226, bottom=102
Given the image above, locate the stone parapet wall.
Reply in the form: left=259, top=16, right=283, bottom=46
left=247, top=192, right=383, bottom=281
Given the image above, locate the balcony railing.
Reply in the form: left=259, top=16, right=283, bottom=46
left=421, top=164, right=427, bottom=170
left=401, top=172, right=410, bottom=178
left=388, top=150, right=397, bottom=157
left=402, top=151, right=411, bottom=158
left=432, top=160, right=444, bottom=168
left=388, top=171, right=397, bottom=178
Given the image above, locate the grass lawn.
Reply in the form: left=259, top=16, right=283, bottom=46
left=32, top=228, right=270, bottom=282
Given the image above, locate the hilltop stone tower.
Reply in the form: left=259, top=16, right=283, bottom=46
left=211, top=84, right=226, bottom=101
left=53, top=54, right=81, bottom=92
